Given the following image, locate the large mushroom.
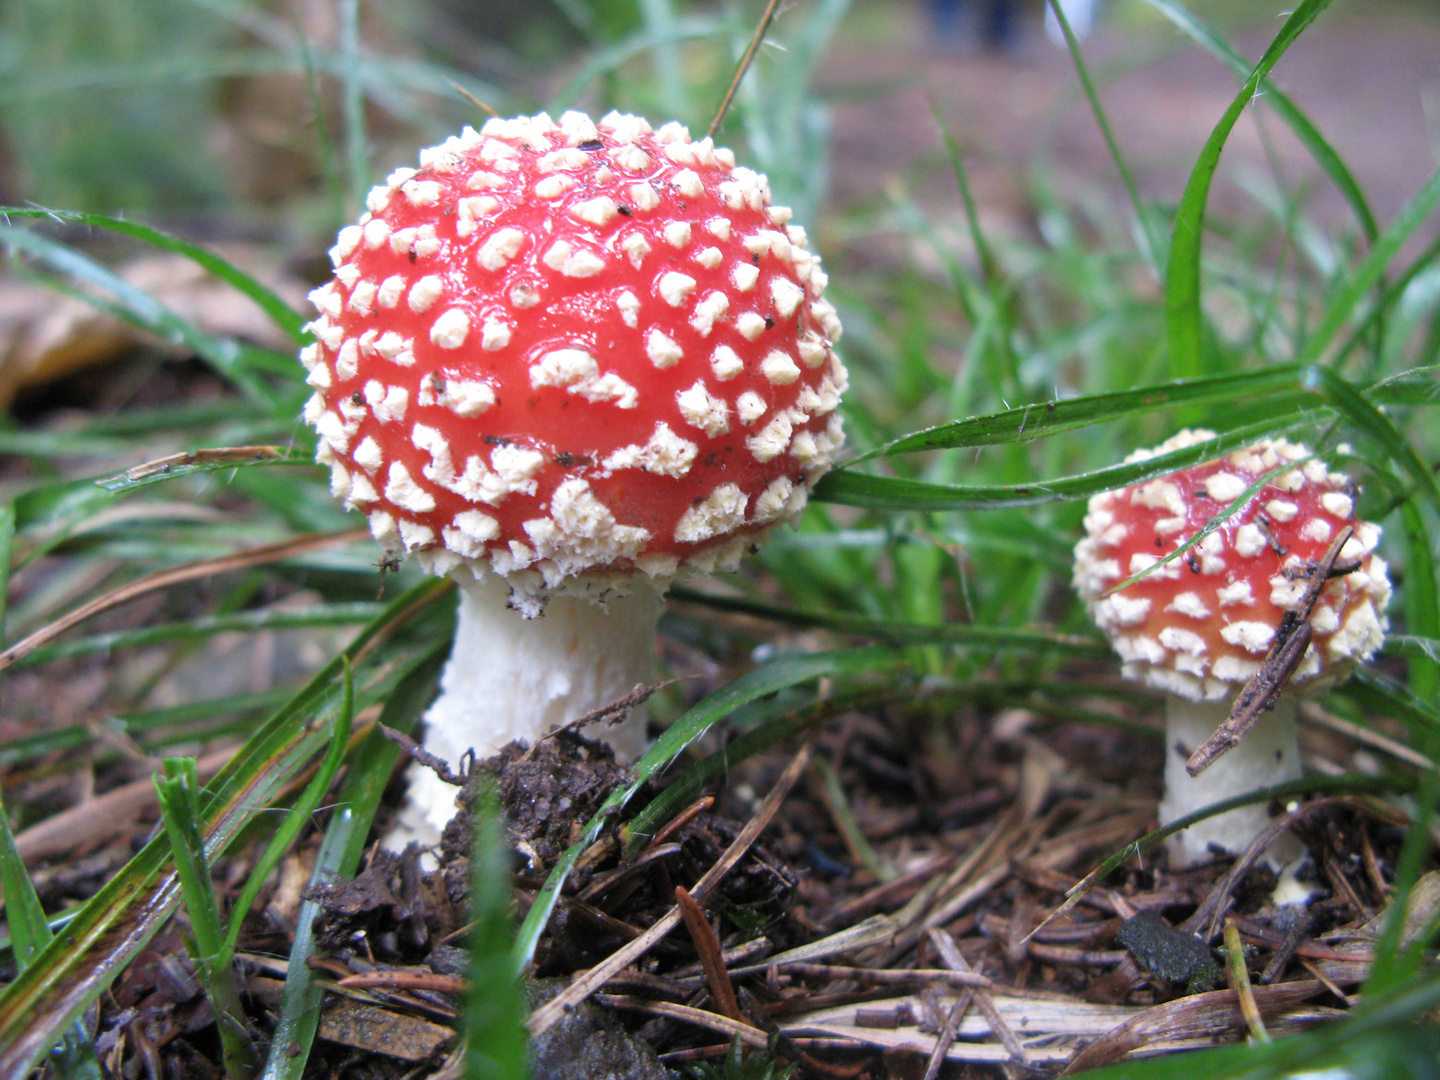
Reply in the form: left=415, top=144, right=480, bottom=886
left=299, top=111, right=847, bottom=847
left=1073, top=430, right=1390, bottom=866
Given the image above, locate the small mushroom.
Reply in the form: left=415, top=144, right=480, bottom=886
left=1073, top=429, right=1390, bottom=866
left=300, top=111, right=847, bottom=848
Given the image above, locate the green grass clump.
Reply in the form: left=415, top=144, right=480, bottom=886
left=0, top=0, right=1436, bottom=1077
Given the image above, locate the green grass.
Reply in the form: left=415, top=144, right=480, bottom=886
left=0, top=0, right=1437, bottom=1076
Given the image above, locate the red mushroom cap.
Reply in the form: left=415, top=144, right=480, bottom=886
left=1073, top=430, right=1390, bottom=701
left=300, top=111, right=846, bottom=610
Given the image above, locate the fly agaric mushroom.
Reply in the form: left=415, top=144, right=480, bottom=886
left=1073, top=430, right=1389, bottom=866
left=299, top=111, right=847, bottom=847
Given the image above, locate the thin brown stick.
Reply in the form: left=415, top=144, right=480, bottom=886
left=927, top=928, right=1029, bottom=1066
left=0, top=528, right=370, bottom=674
left=1223, top=919, right=1270, bottom=1042
left=526, top=737, right=815, bottom=1035
left=676, top=886, right=745, bottom=1023
left=1187, top=526, right=1354, bottom=776
left=708, top=0, right=784, bottom=138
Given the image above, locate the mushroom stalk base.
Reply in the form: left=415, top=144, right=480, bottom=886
left=1157, top=696, right=1305, bottom=868
left=387, top=573, right=664, bottom=850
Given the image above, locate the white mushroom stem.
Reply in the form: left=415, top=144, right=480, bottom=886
left=1157, top=696, right=1305, bottom=868
left=387, top=572, right=664, bottom=850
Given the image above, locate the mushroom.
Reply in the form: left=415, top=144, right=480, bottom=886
left=1073, top=430, right=1390, bottom=866
left=299, top=111, right=847, bottom=847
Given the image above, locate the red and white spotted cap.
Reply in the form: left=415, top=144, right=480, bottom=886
left=1073, top=429, right=1390, bottom=701
left=300, top=111, right=846, bottom=611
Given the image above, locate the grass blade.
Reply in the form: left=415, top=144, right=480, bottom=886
left=1164, top=0, right=1335, bottom=378
left=154, top=759, right=258, bottom=1079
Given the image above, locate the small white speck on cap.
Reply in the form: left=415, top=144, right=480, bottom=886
left=603, top=421, right=698, bottom=478
left=694, top=246, right=723, bottom=270
left=530, top=348, right=638, bottom=408
left=347, top=280, right=376, bottom=316
left=710, top=345, right=744, bottom=380
left=397, top=519, right=436, bottom=551
left=664, top=221, right=692, bottom=249
left=663, top=140, right=697, bottom=166
left=481, top=314, right=512, bottom=351
left=456, top=196, right=499, bottom=237
left=331, top=224, right=363, bottom=263
left=543, top=239, right=607, bottom=278
left=362, top=217, right=390, bottom=249
left=1301, top=517, right=1334, bottom=543
left=1216, top=580, right=1253, bottom=606
left=620, top=233, right=652, bottom=268
left=1221, top=620, right=1276, bottom=654
left=1166, top=592, right=1211, bottom=619
left=364, top=381, right=410, bottom=424
left=352, top=435, right=384, bottom=474
left=534, top=174, right=575, bottom=200
left=430, top=308, right=471, bottom=350
left=368, top=510, right=398, bottom=544
left=1264, top=499, right=1299, bottom=522
left=731, top=263, right=760, bottom=291
left=1204, top=471, right=1248, bottom=504
left=676, top=380, right=730, bottom=436
left=305, top=358, right=333, bottom=389
left=1097, top=593, right=1151, bottom=627
left=613, top=145, right=652, bottom=172
left=1233, top=523, right=1267, bottom=558
left=442, top=380, right=496, bottom=418
left=617, top=290, right=640, bottom=328
left=760, top=350, right=801, bottom=385
left=794, top=335, right=824, bottom=371
left=376, top=275, right=406, bottom=310
left=754, top=477, right=795, bottom=523
left=444, top=510, right=500, bottom=558
left=466, top=171, right=506, bottom=190
left=477, top=227, right=525, bottom=271
left=335, top=338, right=362, bottom=377
left=570, top=196, right=620, bottom=226
left=1159, top=626, right=1208, bottom=656
left=1321, top=491, right=1354, bottom=519
left=768, top=205, right=794, bottom=226
left=408, top=275, right=445, bottom=313
left=771, top=276, right=806, bottom=319
left=658, top=271, right=697, bottom=307
left=736, top=391, right=766, bottom=425
left=308, top=283, right=341, bottom=318
left=510, top=281, right=541, bottom=308
left=705, top=217, right=731, bottom=240
left=690, top=291, right=729, bottom=336
left=646, top=329, right=683, bottom=368
left=373, top=332, right=406, bottom=364
left=491, top=445, right=547, bottom=494
left=671, top=169, right=704, bottom=200
left=736, top=312, right=767, bottom=340
left=1154, top=516, right=1187, bottom=535
left=654, top=120, right=690, bottom=144
left=384, top=462, right=435, bottom=514
left=538, top=147, right=588, bottom=172
left=746, top=409, right=795, bottom=462
left=626, top=182, right=661, bottom=212
left=402, top=178, right=443, bottom=206
left=365, top=185, right=393, bottom=215
left=675, top=482, right=747, bottom=543
left=1133, top=478, right=1186, bottom=516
